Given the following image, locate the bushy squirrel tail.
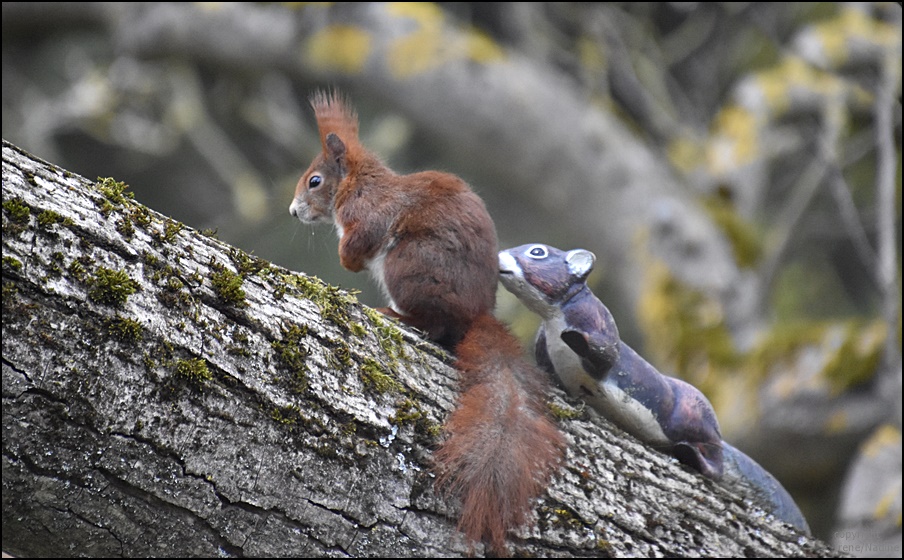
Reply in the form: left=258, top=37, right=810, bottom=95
left=434, top=313, right=565, bottom=555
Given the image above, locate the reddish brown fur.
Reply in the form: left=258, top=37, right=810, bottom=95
left=438, top=315, right=565, bottom=555
left=291, top=91, right=565, bottom=555
left=309, top=90, right=364, bottom=169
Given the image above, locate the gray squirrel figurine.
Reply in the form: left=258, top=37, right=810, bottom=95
left=499, top=243, right=810, bottom=535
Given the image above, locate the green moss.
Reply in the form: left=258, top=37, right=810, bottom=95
left=152, top=219, right=184, bottom=244
left=163, top=220, right=183, bottom=242
left=363, top=307, right=409, bottom=361
left=278, top=272, right=359, bottom=325
left=362, top=307, right=384, bottom=325
left=341, top=421, right=358, bottom=437
left=96, top=177, right=134, bottom=205
left=271, top=324, right=310, bottom=393
left=201, top=228, right=219, bottom=238
left=548, top=402, right=585, bottom=421
left=377, top=325, right=407, bottom=360
left=547, top=505, right=586, bottom=531
left=89, top=267, right=139, bottom=307
left=45, top=256, right=64, bottom=279
left=143, top=353, right=157, bottom=370
left=143, top=259, right=195, bottom=308
left=166, top=276, right=185, bottom=292
left=115, top=216, right=136, bottom=239
left=390, top=398, right=437, bottom=438
left=37, top=209, right=72, bottom=228
left=98, top=200, right=115, bottom=217
left=312, top=444, right=341, bottom=460
left=317, top=285, right=355, bottom=324
left=148, top=264, right=170, bottom=284
left=210, top=266, right=247, bottom=307
left=3, top=197, right=31, bottom=223
left=2, top=256, right=22, bottom=272
left=349, top=322, right=367, bottom=337
left=226, top=344, right=251, bottom=358
left=271, top=404, right=302, bottom=425
left=272, top=282, right=288, bottom=300
left=129, top=205, right=152, bottom=228
left=165, top=279, right=193, bottom=307
left=391, top=398, right=423, bottom=425
left=2, top=281, right=17, bottom=305
left=67, top=258, right=90, bottom=282
left=106, top=316, right=144, bottom=342
left=229, top=247, right=267, bottom=277
left=3, top=197, right=30, bottom=234
left=359, top=358, right=401, bottom=393
left=381, top=326, right=407, bottom=360
left=142, top=252, right=159, bottom=268
left=175, top=357, right=212, bottom=387
left=331, top=339, right=353, bottom=367
left=596, top=539, right=615, bottom=554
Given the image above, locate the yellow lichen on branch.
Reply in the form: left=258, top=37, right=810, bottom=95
left=305, top=25, right=373, bottom=74
left=637, top=254, right=887, bottom=433
left=387, top=2, right=504, bottom=78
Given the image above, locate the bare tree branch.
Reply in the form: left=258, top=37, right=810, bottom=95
left=874, top=52, right=903, bottom=421
left=1, top=140, right=834, bottom=557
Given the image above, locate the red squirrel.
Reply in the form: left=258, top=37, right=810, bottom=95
left=289, top=91, right=565, bottom=555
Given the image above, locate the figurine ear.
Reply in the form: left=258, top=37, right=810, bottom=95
left=565, top=249, right=595, bottom=280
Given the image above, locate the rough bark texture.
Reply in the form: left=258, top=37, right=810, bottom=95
left=2, top=140, right=836, bottom=557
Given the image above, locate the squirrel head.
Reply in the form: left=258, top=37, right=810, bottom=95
left=290, top=90, right=362, bottom=223
left=498, top=244, right=595, bottom=318
left=291, top=133, right=348, bottom=223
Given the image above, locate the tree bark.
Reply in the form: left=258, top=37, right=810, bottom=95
left=2, top=140, right=835, bottom=557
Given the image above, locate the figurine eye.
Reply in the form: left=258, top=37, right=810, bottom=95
left=308, top=174, right=323, bottom=189
left=527, top=245, right=548, bottom=259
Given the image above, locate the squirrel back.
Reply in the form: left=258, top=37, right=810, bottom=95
left=290, top=92, right=565, bottom=554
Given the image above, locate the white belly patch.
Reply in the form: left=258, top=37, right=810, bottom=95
left=545, top=315, right=669, bottom=446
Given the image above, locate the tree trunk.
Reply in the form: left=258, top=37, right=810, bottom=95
left=2, top=140, right=835, bottom=557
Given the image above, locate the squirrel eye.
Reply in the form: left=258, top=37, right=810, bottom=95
left=308, top=174, right=323, bottom=189
left=527, top=245, right=548, bottom=259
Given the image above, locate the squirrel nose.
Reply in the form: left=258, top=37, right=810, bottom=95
left=289, top=201, right=298, bottom=217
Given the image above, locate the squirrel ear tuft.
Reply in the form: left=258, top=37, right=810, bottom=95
left=565, top=249, right=595, bottom=279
